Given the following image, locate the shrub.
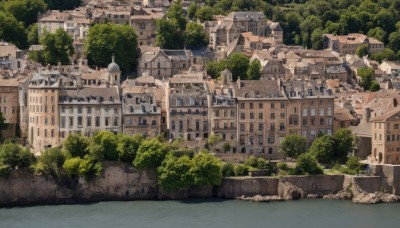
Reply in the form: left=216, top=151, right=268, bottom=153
left=157, top=154, right=193, bottom=190
left=79, top=155, right=103, bottom=180
left=244, top=156, right=258, bottom=167
left=0, top=143, right=35, bottom=169
left=296, top=153, right=323, bottom=175
left=117, top=134, right=142, bottom=163
left=221, top=162, right=235, bottom=177
left=277, top=162, right=289, bottom=171
left=94, top=131, right=118, bottom=161
left=63, top=133, right=89, bottom=158
left=234, top=164, right=249, bottom=176
left=63, top=158, right=83, bottom=178
left=346, top=155, right=361, bottom=170
left=190, top=152, right=222, bottom=186
left=35, top=147, right=65, bottom=175
left=0, top=163, right=12, bottom=177
left=133, top=139, right=168, bottom=169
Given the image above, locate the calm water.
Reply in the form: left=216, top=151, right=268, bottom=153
left=0, top=199, right=399, bottom=228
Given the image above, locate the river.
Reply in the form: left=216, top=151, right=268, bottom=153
left=0, top=199, right=399, bottom=228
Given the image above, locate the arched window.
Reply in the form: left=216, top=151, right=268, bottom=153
left=241, top=147, right=246, bottom=153
left=152, top=120, right=156, bottom=126
left=268, top=147, right=273, bottom=154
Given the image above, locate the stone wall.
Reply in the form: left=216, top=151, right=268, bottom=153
left=2, top=163, right=400, bottom=206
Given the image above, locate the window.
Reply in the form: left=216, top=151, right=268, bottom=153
left=271, top=113, right=275, bottom=119
left=114, top=117, right=118, bottom=126
left=171, top=121, right=175, bottom=130
left=327, top=107, right=332, bottom=116
left=280, top=113, right=285, bottom=119
left=250, top=123, right=254, bottom=132
left=310, top=109, right=316, bottom=116
left=303, top=108, right=308, bottom=116
left=320, top=118, right=324, bottom=125
left=240, top=103, right=245, bottom=109
left=271, top=102, right=275, bottom=109
left=240, top=113, right=245, bottom=120
left=78, top=107, right=82, bottom=114
left=215, top=110, right=219, bottom=117
left=311, top=118, right=316, bottom=125
left=95, top=116, right=100, bottom=127
left=69, top=117, right=73, bottom=127
left=196, top=120, right=199, bottom=130
left=280, top=102, right=285, bottom=108
left=87, top=107, right=92, bottom=114
left=61, top=117, right=66, bottom=128
left=268, top=135, right=275, bottom=144
left=259, top=103, right=263, bottom=109
left=250, top=113, right=254, bottom=119
left=240, top=123, right=245, bottom=131
left=258, top=123, right=263, bottom=131
left=279, top=123, right=285, bottom=130
left=258, top=135, right=263, bottom=145
left=78, top=117, right=83, bottom=126
left=51, top=116, right=55, bottom=126
left=303, top=118, right=308, bottom=126
left=319, top=109, right=324, bottom=116
left=250, top=103, right=254, bottom=109
left=259, top=113, right=263, bottom=119
left=87, top=117, right=92, bottom=127
left=270, top=123, right=275, bottom=130
left=114, top=108, right=118, bottom=114
left=230, top=110, right=235, bottom=117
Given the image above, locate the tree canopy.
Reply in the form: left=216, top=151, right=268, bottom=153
left=37, top=28, right=75, bottom=65
left=280, top=134, right=308, bottom=159
left=85, top=23, right=138, bottom=72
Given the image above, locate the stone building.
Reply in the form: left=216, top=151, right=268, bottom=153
left=131, top=12, right=164, bottom=46
left=283, top=80, right=334, bottom=142
left=0, top=42, right=18, bottom=71
left=122, top=86, right=161, bottom=137
left=28, top=72, right=61, bottom=154
left=324, top=33, right=384, bottom=56
left=166, top=73, right=210, bottom=144
left=208, top=12, right=283, bottom=50
left=369, top=107, right=400, bottom=164
left=233, top=79, right=287, bottom=158
left=210, top=69, right=238, bottom=159
left=0, top=75, right=19, bottom=139
left=137, top=49, right=191, bottom=79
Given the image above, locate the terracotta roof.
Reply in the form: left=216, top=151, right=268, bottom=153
left=371, top=106, right=400, bottom=122
left=334, top=107, right=356, bottom=121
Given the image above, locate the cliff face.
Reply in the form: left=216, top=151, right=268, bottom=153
left=1, top=163, right=400, bottom=206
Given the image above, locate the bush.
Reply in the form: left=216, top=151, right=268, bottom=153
left=190, top=152, right=222, bottom=186
left=346, top=155, right=361, bottom=170
left=63, top=134, right=89, bottom=158
left=0, top=143, right=35, bottom=169
left=0, top=163, right=12, bottom=177
left=157, top=154, right=193, bottom=190
left=244, top=156, right=258, bottom=167
left=133, top=139, right=168, bottom=169
left=221, top=162, right=235, bottom=177
left=35, top=147, right=65, bottom=176
left=277, top=162, right=289, bottom=171
left=79, top=155, right=103, bottom=180
left=296, top=153, right=323, bottom=175
left=63, top=158, right=83, bottom=178
left=117, top=134, right=142, bottom=163
left=234, top=164, right=249, bottom=176
left=94, top=131, right=118, bottom=161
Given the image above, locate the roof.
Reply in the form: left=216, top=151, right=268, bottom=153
left=233, top=80, right=285, bottom=99
left=334, top=107, right=356, bottom=121
left=59, top=87, right=120, bottom=104
left=349, top=122, right=371, bottom=137
left=370, top=106, right=400, bottom=122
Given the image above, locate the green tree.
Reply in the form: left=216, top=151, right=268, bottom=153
left=63, top=133, right=89, bottom=158
left=166, top=0, right=186, bottom=30
left=93, top=131, right=118, bottom=161
left=156, top=19, right=185, bottom=49
left=187, top=2, right=197, bottom=19
left=370, top=81, right=381, bottom=92
left=207, top=133, right=223, bottom=153
left=221, top=162, right=235, bottom=177
left=44, top=0, right=81, bottom=10
left=117, top=134, right=143, bottom=163
left=388, top=32, right=400, bottom=52
left=300, top=15, right=322, bottom=47
left=79, top=155, right=103, bottom=180
left=0, top=143, right=35, bottom=169
left=357, top=67, right=375, bottom=91
left=184, top=22, right=208, bottom=48
left=1, top=0, right=47, bottom=27
left=223, top=142, right=231, bottom=152
left=246, top=59, right=262, bottom=80
left=370, top=48, right=397, bottom=63
left=0, top=11, right=28, bottom=49
left=280, top=134, right=308, bottom=159
left=35, top=147, right=65, bottom=175
left=190, top=152, right=222, bottom=186
left=206, top=60, right=225, bottom=79
left=295, top=153, right=323, bottom=175
left=234, top=164, right=249, bottom=176
left=195, top=6, right=215, bottom=22
left=226, top=52, right=250, bottom=81
left=39, top=28, right=74, bottom=65
left=308, top=134, right=335, bottom=164
left=85, top=23, right=138, bottom=72
left=27, top=23, right=39, bottom=45
left=367, top=27, right=387, bottom=42
left=157, top=154, right=193, bottom=190
left=332, top=128, right=354, bottom=163
left=63, top=157, right=82, bottom=178
left=356, top=44, right=369, bottom=58
left=346, top=155, right=361, bottom=170
left=311, top=28, right=324, bottom=50
left=133, top=139, right=168, bottom=169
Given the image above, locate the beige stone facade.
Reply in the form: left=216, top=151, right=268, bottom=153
left=324, top=33, right=384, bottom=56
left=370, top=107, right=400, bottom=164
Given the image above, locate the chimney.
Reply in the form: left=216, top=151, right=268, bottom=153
left=362, top=107, right=371, bottom=123
left=237, top=78, right=241, bottom=89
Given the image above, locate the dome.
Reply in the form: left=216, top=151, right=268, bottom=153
left=107, top=55, right=120, bottom=73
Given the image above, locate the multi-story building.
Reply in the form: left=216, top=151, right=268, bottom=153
left=0, top=42, right=18, bottom=71
left=369, top=107, right=400, bottom=164
left=0, top=75, right=19, bottom=139
left=209, top=12, right=283, bottom=50
left=122, top=86, right=161, bottom=137
left=137, top=49, right=191, bottom=79
left=324, top=33, right=384, bottom=56
left=283, top=80, right=335, bottom=142
left=28, top=72, right=60, bottom=154
left=210, top=69, right=238, bottom=157
left=166, top=73, right=210, bottom=144
left=131, top=12, right=164, bottom=46
left=233, top=79, right=287, bottom=157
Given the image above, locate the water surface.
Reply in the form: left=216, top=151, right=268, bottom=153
left=0, top=199, right=398, bottom=228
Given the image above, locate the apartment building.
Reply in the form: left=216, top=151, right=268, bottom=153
left=324, top=33, right=384, bottom=56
